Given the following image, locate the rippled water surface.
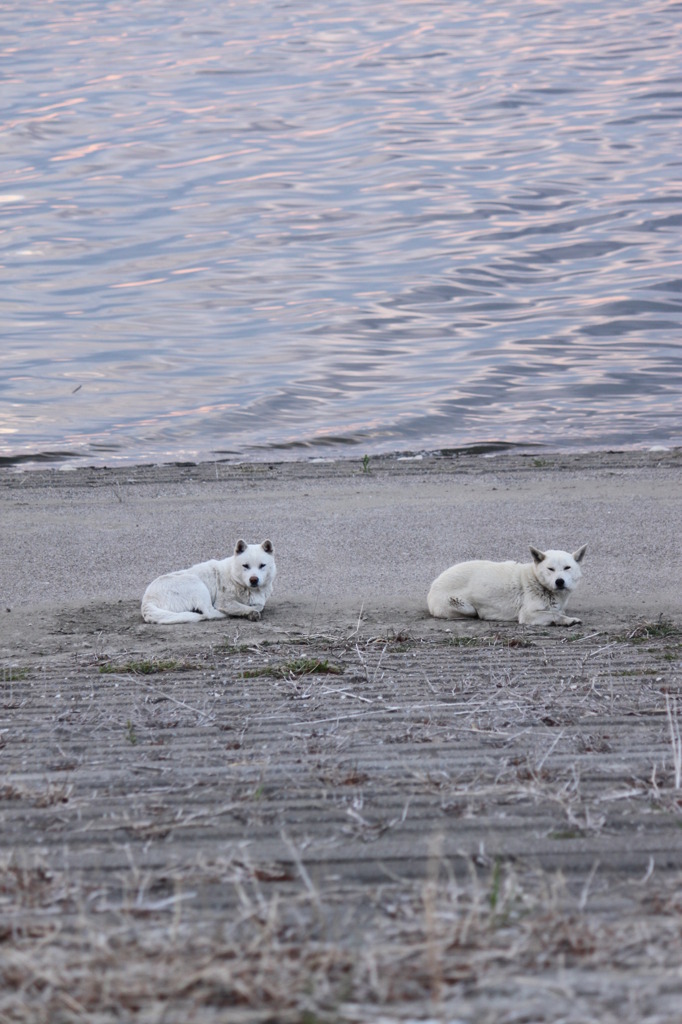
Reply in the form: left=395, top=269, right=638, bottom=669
left=2, top=0, right=682, bottom=467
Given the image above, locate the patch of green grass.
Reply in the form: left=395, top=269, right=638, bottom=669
left=125, top=720, right=138, bottom=745
left=218, top=641, right=253, bottom=654
left=620, top=619, right=682, bottom=645
left=2, top=666, right=30, bottom=681
left=442, top=634, right=535, bottom=650
left=243, top=657, right=344, bottom=679
left=443, top=636, right=488, bottom=648
left=548, top=828, right=583, bottom=840
left=612, top=619, right=682, bottom=666
left=99, top=658, right=193, bottom=675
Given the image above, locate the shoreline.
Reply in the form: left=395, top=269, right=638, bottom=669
left=2, top=438, right=675, bottom=481
left=1, top=442, right=680, bottom=487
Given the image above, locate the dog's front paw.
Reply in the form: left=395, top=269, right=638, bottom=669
left=247, top=609, right=261, bottom=622
left=562, top=616, right=581, bottom=626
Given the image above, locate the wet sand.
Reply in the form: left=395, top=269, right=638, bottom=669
left=1, top=449, right=682, bottom=1022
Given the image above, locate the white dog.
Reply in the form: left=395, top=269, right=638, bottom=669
left=141, top=540, right=276, bottom=624
left=427, top=545, right=587, bottom=626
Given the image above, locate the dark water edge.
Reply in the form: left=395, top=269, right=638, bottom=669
left=1, top=439, right=678, bottom=478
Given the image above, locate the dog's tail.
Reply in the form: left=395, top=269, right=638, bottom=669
left=141, top=601, right=207, bottom=624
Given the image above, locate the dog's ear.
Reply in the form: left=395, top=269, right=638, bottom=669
left=261, top=540, right=274, bottom=555
left=529, top=546, right=545, bottom=564
left=573, top=544, right=587, bottom=563
left=235, top=539, right=247, bottom=555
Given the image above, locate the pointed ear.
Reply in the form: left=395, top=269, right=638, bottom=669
left=235, top=539, right=247, bottom=555
left=261, top=540, right=274, bottom=555
left=529, top=546, right=545, bottom=564
left=573, top=544, right=587, bottom=563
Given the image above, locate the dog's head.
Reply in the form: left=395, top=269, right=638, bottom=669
left=233, top=539, right=276, bottom=590
left=530, top=545, right=587, bottom=593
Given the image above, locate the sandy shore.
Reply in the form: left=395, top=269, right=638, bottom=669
left=2, top=447, right=681, bottom=632
left=2, top=448, right=682, bottom=1023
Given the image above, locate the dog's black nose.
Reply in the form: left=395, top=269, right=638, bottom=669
left=555, top=578, right=565, bottom=589
left=249, top=576, right=259, bottom=587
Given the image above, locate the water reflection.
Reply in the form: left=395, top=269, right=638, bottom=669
left=0, top=0, right=681, bottom=467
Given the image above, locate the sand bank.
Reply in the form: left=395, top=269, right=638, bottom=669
left=1, top=449, right=682, bottom=1023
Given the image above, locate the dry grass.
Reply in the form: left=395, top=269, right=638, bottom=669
left=3, top=853, right=682, bottom=1024
left=2, top=624, right=682, bottom=1022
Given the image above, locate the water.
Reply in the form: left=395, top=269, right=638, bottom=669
left=2, top=0, right=681, bottom=469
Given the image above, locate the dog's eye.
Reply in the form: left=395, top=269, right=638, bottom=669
left=564, top=565, right=571, bottom=570
left=547, top=567, right=555, bottom=572
left=242, top=563, right=250, bottom=569
left=259, top=563, right=266, bottom=569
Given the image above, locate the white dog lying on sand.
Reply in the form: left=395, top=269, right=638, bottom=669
left=427, top=545, right=587, bottom=626
left=141, top=540, right=276, bottom=624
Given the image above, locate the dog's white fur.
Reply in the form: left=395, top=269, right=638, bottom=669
left=141, top=540, right=276, bottom=624
left=427, top=545, right=587, bottom=626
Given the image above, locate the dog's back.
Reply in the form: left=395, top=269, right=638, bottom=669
left=427, top=559, right=527, bottom=620
left=141, top=562, right=226, bottom=624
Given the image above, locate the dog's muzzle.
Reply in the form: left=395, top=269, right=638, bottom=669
left=249, top=576, right=260, bottom=588
left=555, top=578, right=565, bottom=590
